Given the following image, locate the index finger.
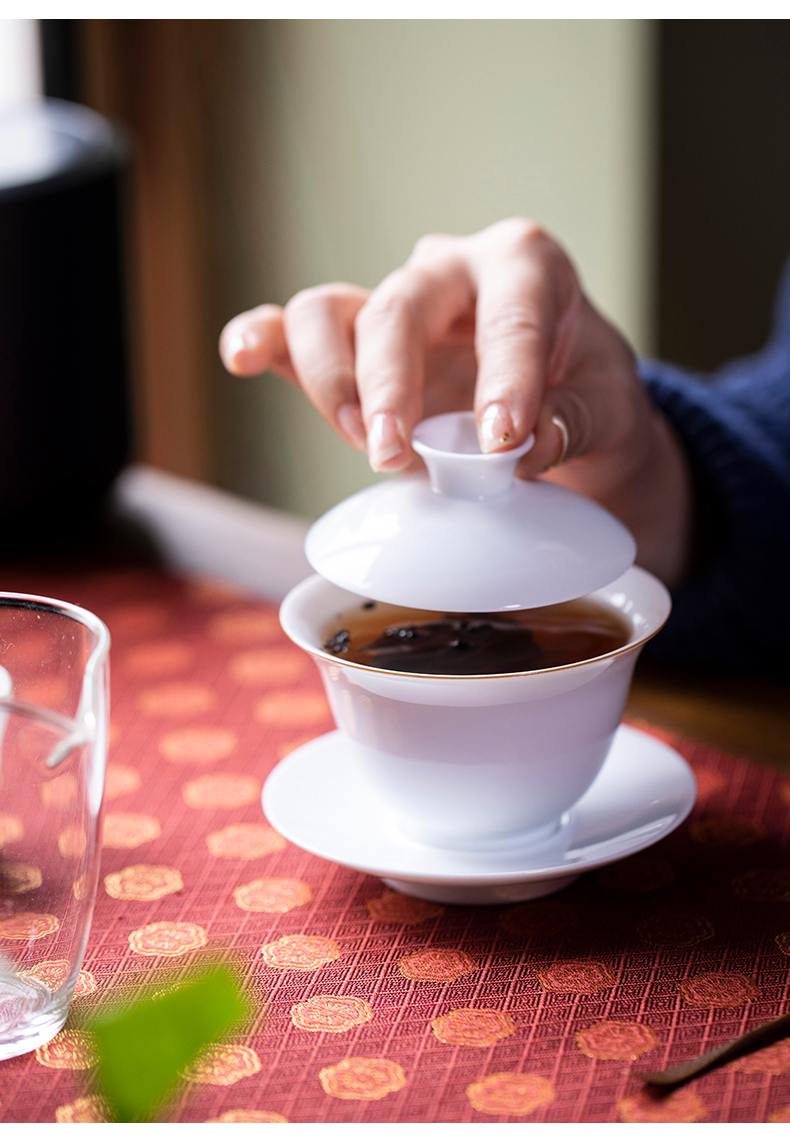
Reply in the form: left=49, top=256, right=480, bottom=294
left=354, top=247, right=475, bottom=471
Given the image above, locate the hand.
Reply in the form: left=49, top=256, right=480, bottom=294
left=220, top=218, right=693, bottom=586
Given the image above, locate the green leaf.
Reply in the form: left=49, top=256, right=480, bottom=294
left=90, top=965, right=248, bottom=1122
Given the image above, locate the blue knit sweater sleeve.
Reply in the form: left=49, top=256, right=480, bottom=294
left=638, top=261, right=790, bottom=675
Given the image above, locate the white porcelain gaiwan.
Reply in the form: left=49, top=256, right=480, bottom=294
left=274, top=411, right=672, bottom=884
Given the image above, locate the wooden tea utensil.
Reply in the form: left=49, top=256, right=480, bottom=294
left=640, top=1010, right=790, bottom=1088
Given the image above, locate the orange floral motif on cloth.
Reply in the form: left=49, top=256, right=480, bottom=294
left=123, top=640, right=193, bottom=676
left=105, top=764, right=141, bottom=799
left=74, top=968, right=97, bottom=998
left=0, top=912, right=59, bottom=939
left=366, top=889, right=443, bottom=925
left=207, top=823, right=286, bottom=859
left=128, top=921, right=208, bottom=957
left=22, top=960, right=96, bottom=998
left=678, top=971, right=759, bottom=1007
left=775, top=931, right=790, bottom=955
left=260, top=935, right=339, bottom=971
left=636, top=911, right=715, bottom=947
left=234, top=878, right=312, bottom=913
left=690, top=815, right=766, bottom=847
left=0, top=812, right=24, bottom=846
left=181, top=1044, right=262, bottom=1085
left=732, top=868, right=790, bottom=902
left=770, top=1103, right=790, bottom=1122
left=55, top=1094, right=110, bottom=1123
left=500, top=899, right=578, bottom=939
left=538, top=960, right=617, bottom=995
left=182, top=774, right=260, bottom=809
left=595, top=855, right=676, bottom=894
left=103, top=813, right=161, bottom=849
left=575, top=1020, right=660, bottom=1060
left=0, top=862, right=42, bottom=893
left=72, top=873, right=89, bottom=902
left=734, top=1038, right=790, bottom=1075
left=290, top=995, right=373, bottom=1033
left=208, top=609, right=281, bottom=643
left=35, top=1029, right=97, bottom=1070
left=41, top=775, right=78, bottom=809
left=466, top=1072, right=555, bottom=1116
left=159, top=726, right=238, bottom=765
left=397, top=946, right=477, bottom=983
left=431, top=1008, right=514, bottom=1047
left=230, top=647, right=309, bottom=685
left=104, top=864, right=183, bottom=901
left=255, top=692, right=331, bottom=728
left=617, top=1085, right=706, bottom=1123
left=58, top=825, right=87, bottom=859
left=208, top=1110, right=289, bottom=1123
left=138, top=681, right=216, bottom=717
left=319, top=1057, right=406, bottom=1100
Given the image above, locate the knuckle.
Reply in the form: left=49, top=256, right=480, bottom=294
left=285, top=283, right=352, bottom=320
left=486, top=217, right=568, bottom=267
left=302, top=361, right=355, bottom=395
left=355, top=285, right=414, bottom=333
left=284, top=286, right=329, bottom=320
left=492, top=216, right=545, bottom=248
left=409, top=232, right=454, bottom=263
left=249, top=302, right=282, bottom=319
left=478, top=304, right=542, bottom=344
left=509, top=223, right=551, bottom=257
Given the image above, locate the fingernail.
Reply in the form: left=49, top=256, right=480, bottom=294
left=479, top=403, right=516, bottom=453
left=223, top=326, right=258, bottom=366
left=367, top=412, right=405, bottom=471
left=337, top=403, right=367, bottom=449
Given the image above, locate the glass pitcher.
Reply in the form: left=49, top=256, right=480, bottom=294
left=0, top=592, right=109, bottom=1058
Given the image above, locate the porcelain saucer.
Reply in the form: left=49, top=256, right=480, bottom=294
left=262, top=724, right=696, bottom=905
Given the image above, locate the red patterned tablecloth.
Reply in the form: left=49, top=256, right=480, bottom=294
left=0, top=564, right=789, bottom=1123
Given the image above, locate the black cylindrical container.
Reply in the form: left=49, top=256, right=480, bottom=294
left=0, top=99, right=131, bottom=546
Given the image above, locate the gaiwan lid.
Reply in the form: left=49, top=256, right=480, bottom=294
left=305, top=411, right=636, bottom=612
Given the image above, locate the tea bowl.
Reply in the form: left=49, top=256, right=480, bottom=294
left=278, top=566, right=670, bottom=851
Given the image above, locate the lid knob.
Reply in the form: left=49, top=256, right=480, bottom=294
left=412, top=412, right=534, bottom=499
left=305, top=411, right=636, bottom=611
